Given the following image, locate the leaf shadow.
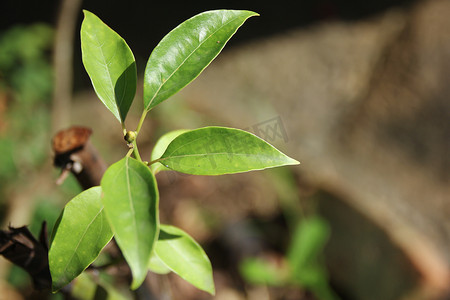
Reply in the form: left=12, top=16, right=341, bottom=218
left=158, top=229, right=182, bottom=241
left=114, top=62, right=137, bottom=121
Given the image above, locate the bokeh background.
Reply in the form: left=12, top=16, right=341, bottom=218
left=1, top=0, right=449, bottom=299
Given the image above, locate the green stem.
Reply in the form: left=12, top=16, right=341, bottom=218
left=123, top=110, right=147, bottom=162
left=126, top=147, right=134, bottom=157
left=132, top=140, right=142, bottom=162
left=121, top=122, right=127, bottom=136
left=147, top=157, right=164, bottom=166
left=135, top=110, right=148, bottom=137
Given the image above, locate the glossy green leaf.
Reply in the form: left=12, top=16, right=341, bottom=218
left=101, top=157, right=159, bottom=289
left=49, top=187, right=113, bottom=291
left=154, top=225, right=214, bottom=295
left=81, top=10, right=137, bottom=122
left=150, top=129, right=188, bottom=174
left=143, top=10, right=258, bottom=111
left=155, top=126, right=299, bottom=175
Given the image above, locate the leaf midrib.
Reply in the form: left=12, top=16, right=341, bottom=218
left=124, top=158, right=140, bottom=265
left=59, top=207, right=104, bottom=282
left=160, top=241, right=200, bottom=272
left=145, top=13, right=241, bottom=110
left=156, top=231, right=212, bottom=291
left=90, top=32, right=117, bottom=118
left=160, top=152, right=277, bottom=160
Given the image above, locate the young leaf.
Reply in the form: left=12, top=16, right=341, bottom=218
left=49, top=187, right=113, bottom=291
left=153, top=225, right=215, bottom=295
left=101, top=157, right=159, bottom=289
left=150, top=129, right=188, bottom=174
left=143, top=10, right=258, bottom=111
left=81, top=10, right=137, bottom=123
left=155, top=126, right=299, bottom=175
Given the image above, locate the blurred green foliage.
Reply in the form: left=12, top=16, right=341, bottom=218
left=0, top=24, right=53, bottom=102
left=239, top=256, right=288, bottom=286
left=240, top=216, right=340, bottom=300
left=0, top=23, right=64, bottom=292
left=71, top=272, right=132, bottom=300
left=0, top=23, right=53, bottom=193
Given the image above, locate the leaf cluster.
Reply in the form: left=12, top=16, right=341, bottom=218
left=49, top=9, right=299, bottom=295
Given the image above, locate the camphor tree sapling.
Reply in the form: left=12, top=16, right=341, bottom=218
left=48, top=9, right=299, bottom=295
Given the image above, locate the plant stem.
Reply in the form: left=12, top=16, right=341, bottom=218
left=147, top=157, right=164, bottom=166
left=135, top=110, right=148, bottom=137
left=127, top=110, right=148, bottom=162
left=132, top=140, right=143, bottom=162
left=122, top=122, right=127, bottom=136
left=126, top=147, right=134, bottom=157
left=123, top=110, right=147, bottom=161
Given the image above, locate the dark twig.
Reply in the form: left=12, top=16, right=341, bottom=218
left=52, top=126, right=107, bottom=189
left=0, top=222, right=51, bottom=290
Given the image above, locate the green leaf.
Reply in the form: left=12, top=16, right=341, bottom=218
left=155, top=126, right=299, bottom=175
left=49, top=187, right=113, bottom=291
left=153, top=225, right=214, bottom=295
left=101, top=157, right=159, bottom=289
left=143, top=10, right=258, bottom=111
left=150, top=129, right=188, bottom=174
left=81, top=10, right=137, bottom=123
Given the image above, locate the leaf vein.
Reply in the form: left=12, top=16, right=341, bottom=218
left=60, top=208, right=104, bottom=277
left=91, top=32, right=119, bottom=119
left=146, top=14, right=242, bottom=110
left=125, top=158, right=139, bottom=262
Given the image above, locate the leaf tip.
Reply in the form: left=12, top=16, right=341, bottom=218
left=130, top=273, right=147, bottom=290
left=206, top=288, right=216, bottom=296
left=282, top=153, right=300, bottom=166
left=289, top=157, right=300, bottom=165
left=82, top=9, right=93, bottom=19
left=207, top=283, right=216, bottom=296
left=198, top=277, right=215, bottom=296
left=240, top=10, right=259, bottom=19
left=200, top=270, right=215, bottom=295
left=51, top=281, right=63, bottom=294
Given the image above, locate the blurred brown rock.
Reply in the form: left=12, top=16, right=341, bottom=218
left=173, top=0, right=450, bottom=298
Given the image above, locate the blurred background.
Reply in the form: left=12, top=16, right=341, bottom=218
left=0, top=0, right=449, bottom=299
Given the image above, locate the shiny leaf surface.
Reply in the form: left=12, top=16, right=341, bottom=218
left=154, top=225, right=214, bottom=295
left=49, top=187, right=113, bottom=291
left=143, top=10, right=258, bottom=111
left=157, top=127, right=299, bottom=175
left=150, top=129, right=188, bottom=174
left=81, top=10, right=137, bottom=122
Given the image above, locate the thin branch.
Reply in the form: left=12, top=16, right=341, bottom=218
left=51, top=0, right=83, bottom=133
